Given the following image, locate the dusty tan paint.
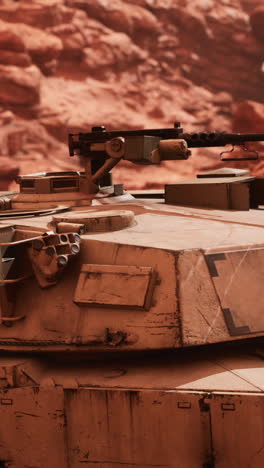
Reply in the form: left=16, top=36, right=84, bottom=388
left=12, top=190, right=94, bottom=209
left=165, top=178, right=251, bottom=210
left=0, top=387, right=66, bottom=468
left=0, top=347, right=264, bottom=467
left=0, top=384, right=263, bottom=467
left=209, top=248, right=264, bottom=334
left=65, top=389, right=207, bottom=468
left=1, top=195, right=264, bottom=349
left=53, top=209, right=135, bottom=232
left=74, top=264, right=156, bottom=310
left=210, top=394, right=264, bottom=468
left=1, top=180, right=264, bottom=466
left=84, top=211, right=264, bottom=251
left=0, top=241, right=180, bottom=350
left=178, top=249, right=228, bottom=345
left=2, top=349, right=264, bottom=395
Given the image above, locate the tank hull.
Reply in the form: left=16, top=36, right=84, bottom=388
left=0, top=346, right=263, bottom=468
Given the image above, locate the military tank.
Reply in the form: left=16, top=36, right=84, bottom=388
left=0, top=123, right=264, bottom=468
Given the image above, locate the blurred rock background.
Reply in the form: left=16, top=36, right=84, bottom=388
left=0, top=0, right=263, bottom=189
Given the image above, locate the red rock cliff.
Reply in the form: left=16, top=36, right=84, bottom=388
left=0, top=0, right=263, bottom=189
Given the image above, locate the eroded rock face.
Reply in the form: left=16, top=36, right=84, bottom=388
left=0, top=156, right=19, bottom=190
left=7, top=23, right=63, bottom=75
left=0, top=64, right=41, bottom=106
left=67, top=0, right=161, bottom=37
left=0, top=19, right=31, bottom=67
left=0, top=23, right=25, bottom=52
left=250, top=7, right=264, bottom=43
left=0, top=112, right=76, bottom=186
left=0, top=0, right=263, bottom=189
left=0, top=0, right=67, bottom=28
left=240, top=0, right=264, bottom=14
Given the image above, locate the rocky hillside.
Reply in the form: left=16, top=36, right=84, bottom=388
left=0, top=0, right=263, bottom=189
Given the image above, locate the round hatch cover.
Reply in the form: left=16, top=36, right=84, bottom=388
left=52, top=210, right=135, bottom=232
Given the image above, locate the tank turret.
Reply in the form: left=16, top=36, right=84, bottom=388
left=0, top=125, right=264, bottom=468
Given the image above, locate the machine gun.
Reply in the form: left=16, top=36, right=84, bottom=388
left=11, top=122, right=264, bottom=214
left=68, top=123, right=264, bottom=185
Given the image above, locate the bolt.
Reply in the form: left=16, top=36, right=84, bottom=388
left=110, top=138, right=122, bottom=152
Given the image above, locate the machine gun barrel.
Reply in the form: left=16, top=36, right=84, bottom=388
left=69, top=127, right=264, bottom=157
left=179, top=132, right=264, bottom=148
left=68, top=125, right=264, bottom=170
